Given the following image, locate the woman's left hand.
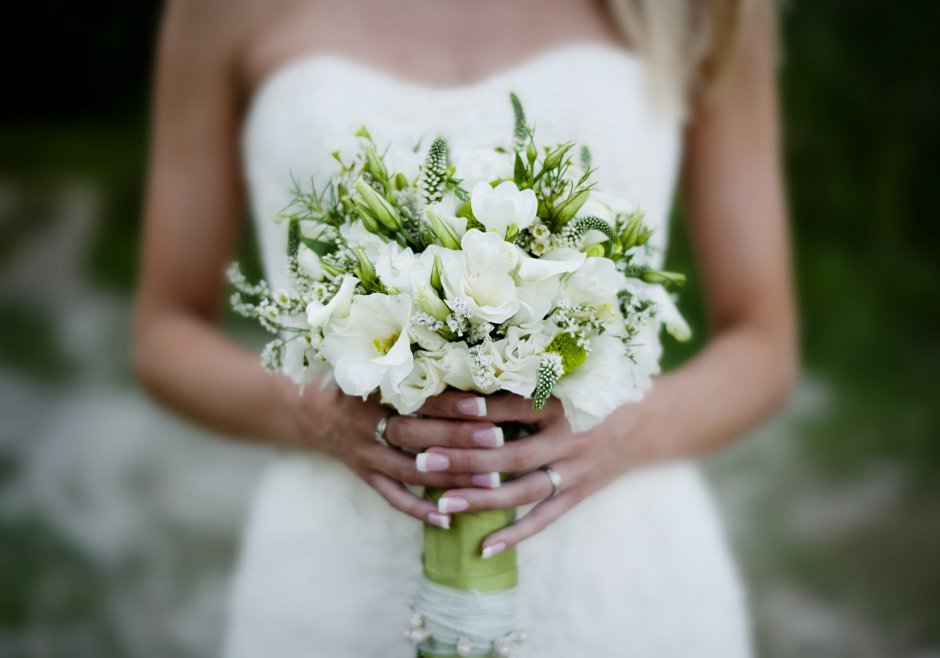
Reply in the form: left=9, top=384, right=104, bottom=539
left=416, top=390, right=646, bottom=558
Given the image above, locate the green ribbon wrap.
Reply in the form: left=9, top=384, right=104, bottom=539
left=416, top=486, right=518, bottom=658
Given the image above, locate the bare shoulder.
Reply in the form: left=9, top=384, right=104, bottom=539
left=158, top=0, right=303, bottom=96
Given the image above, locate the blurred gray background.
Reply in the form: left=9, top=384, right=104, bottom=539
left=1, top=2, right=938, bottom=656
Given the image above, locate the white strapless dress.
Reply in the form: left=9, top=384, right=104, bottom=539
left=226, top=43, right=751, bottom=658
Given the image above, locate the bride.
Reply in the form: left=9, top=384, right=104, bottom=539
left=133, top=0, right=795, bottom=655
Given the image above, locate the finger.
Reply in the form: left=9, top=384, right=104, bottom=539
left=417, top=391, right=489, bottom=419
left=363, top=471, right=452, bottom=529
left=434, top=467, right=557, bottom=514
left=385, top=415, right=506, bottom=451
left=481, top=490, right=577, bottom=556
left=424, top=429, right=573, bottom=474
left=361, top=443, right=483, bottom=489
left=479, top=392, right=563, bottom=424
left=419, top=391, right=562, bottom=424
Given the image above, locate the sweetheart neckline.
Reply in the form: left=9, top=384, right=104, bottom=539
left=245, top=41, right=643, bottom=123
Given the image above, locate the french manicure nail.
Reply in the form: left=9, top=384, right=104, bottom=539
left=471, top=472, right=501, bottom=488
left=471, top=427, right=504, bottom=447
left=481, top=542, right=507, bottom=559
left=438, top=496, right=469, bottom=514
left=416, top=453, right=450, bottom=472
left=457, top=396, right=487, bottom=417
left=427, top=512, right=450, bottom=530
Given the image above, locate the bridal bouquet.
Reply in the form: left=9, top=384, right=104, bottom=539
left=229, top=94, right=688, bottom=657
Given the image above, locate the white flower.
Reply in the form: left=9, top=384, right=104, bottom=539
left=562, top=258, right=627, bottom=332
left=470, top=181, right=537, bottom=236
left=552, top=334, right=644, bottom=432
left=340, top=220, right=386, bottom=259
left=373, top=243, right=424, bottom=294
left=282, top=334, right=325, bottom=389
left=273, top=288, right=292, bottom=308
left=578, top=191, right=636, bottom=223
left=577, top=192, right=638, bottom=245
left=320, top=293, right=414, bottom=398
left=436, top=342, right=477, bottom=390
left=562, top=257, right=625, bottom=307
left=530, top=222, right=551, bottom=240
left=306, top=275, right=358, bottom=328
left=512, top=277, right=561, bottom=325
left=297, top=244, right=324, bottom=281
left=441, top=229, right=520, bottom=324
left=516, top=247, right=586, bottom=283
left=488, top=326, right=553, bottom=397
left=427, top=197, right=468, bottom=238
left=453, top=148, right=513, bottom=189
left=636, top=281, right=692, bottom=342
left=380, top=353, right=447, bottom=414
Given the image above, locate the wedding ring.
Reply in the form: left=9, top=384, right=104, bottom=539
left=374, top=412, right=396, bottom=448
left=540, top=465, right=562, bottom=498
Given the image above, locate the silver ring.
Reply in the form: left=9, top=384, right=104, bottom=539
left=541, top=465, right=562, bottom=498
left=374, top=412, right=396, bottom=447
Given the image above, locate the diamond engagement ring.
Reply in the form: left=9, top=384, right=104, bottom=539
left=374, top=412, right=396, bottom=447
left=540, top=465, right=563, bottom=498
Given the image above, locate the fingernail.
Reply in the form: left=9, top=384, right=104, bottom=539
left=471, top=472, right=501, bottom=488
left=416, top=453, right=450, bottom=472
left=438, top=496, right=469, bottom=513
left=457, top=396, right=487, bottom=417
left=481, top=542, right=507, bottom=559
left=427, top=512, right=450, bottom=530
left=471, top=427, right=504, bottom=447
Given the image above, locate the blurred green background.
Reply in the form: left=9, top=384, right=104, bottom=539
left=1, top=2, right=937, bottom=656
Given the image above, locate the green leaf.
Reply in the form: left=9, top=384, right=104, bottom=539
left=300, top=237, right=335, bottom=257
left=514, top=151, right=528, bottom=186
left=509, top=92, right=528, bottom=148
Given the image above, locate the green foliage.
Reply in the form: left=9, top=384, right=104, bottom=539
left=532, top=353, right=563, bottom=410
left=545, top=332, right=587, bottom=374
left=509, top=92, right=528, bottom=149
left=420, top=136, right=449, bottom=206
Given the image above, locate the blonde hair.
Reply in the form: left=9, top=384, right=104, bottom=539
left=604, top=0, right=772, bottom=107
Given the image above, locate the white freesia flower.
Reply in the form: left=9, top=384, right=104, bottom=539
left=373, top=243, right=427, bottom=294
left=453, top=148, right=513, bottom=189
left=297, top=244, right=325, bottom=281
left=441, top=229, right=520, bottom=323
left=562, top=257, right=625, bottom=306
left=552, top=334, right=645, bottom=432
left=642, top=283, right=692, bottom=342
left=578, top=191, right=636, bottom=222
left=470, top=181, right=537, bottom=236
left=320, top=293, right=414, bottom=397
left=516, top=247, right=586, bottom=282
left=380, top=353, right=446, bottom=414
left=306, top=275, right=358, bottom=328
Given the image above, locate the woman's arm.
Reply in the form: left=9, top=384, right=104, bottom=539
left=132, top=1, right=500, bottom=529
left=413, top=7, right=798, bottom=554
left=132, top=1, right=307, bottom=445
left=622, top=4, right=797, bottom=466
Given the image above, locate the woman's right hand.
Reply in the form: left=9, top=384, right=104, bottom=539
left=295, top=379, right=505, bottom=529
